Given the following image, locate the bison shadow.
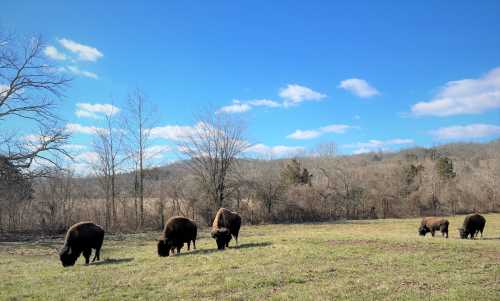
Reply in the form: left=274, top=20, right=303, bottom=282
left=175, top=241, right=272, bottom=257
left=235, top=242, right=272, bottom=249
left=90, top=257, right=134, bottom=266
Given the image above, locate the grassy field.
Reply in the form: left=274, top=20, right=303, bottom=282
left=1, top=214, right=499, bottom=300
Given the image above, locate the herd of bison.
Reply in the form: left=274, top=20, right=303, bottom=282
left=58, top=210, right=486, bottom=267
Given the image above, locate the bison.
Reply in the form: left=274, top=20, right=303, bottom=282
left=211, top=208, right=241, bottom=250
left=459, top=213, right=486, bottom=239
left=158, top=216, right=197, bottom=257
left=418, top=217, right=449, bottom=238
left=59, top=222, right=104, bottom=267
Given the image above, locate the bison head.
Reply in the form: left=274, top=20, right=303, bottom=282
left=59, top=245, right=79, bottom=267
left=157, top=239, right=173, bottom=257
left=418, top=225, right=429, bottom=236
left=211, top=228, right=232, bottom=250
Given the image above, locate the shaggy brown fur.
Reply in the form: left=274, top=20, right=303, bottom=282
left=211, top=208, right=241, bottom=250
left=418, top=217, right=449, bottom=238
left=59, top=222, right=104, bottom=267
left=158, top=216, right=197, bottom=257
left=459, top=213, right=486, bottom=239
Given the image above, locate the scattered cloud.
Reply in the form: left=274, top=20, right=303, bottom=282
left=58, top=38, right=103, bottom=62
left=74, top=151, right=99, bottom=163
left=149, top=124, right=199, bottom=141
left=76, top=103, right=120, bottom=118
left=287, top=130, right=321, bottom=140
left=338, top=78, right=380, bottom=98
left=144, top=145, right=171, bottom=160
left=217, top=101, right=252, bottom=114
left=247, top=99, right=281, bottom=108
left=64, top=144, right=87, bottom=151
left=411, top=67, right=500, bottom=116
left=44, top=45, right=67, bottom=60
left=0, top=84, right=8, bottom=97
left=217, top=99, right=282, bottom=114
left=245, top=143, right=304, bottom=157
left=66, top=66, right=98, bottom=79
left=430, top=124, right=500, bottom=140
left=279, top=84, right=326, bottom=106
left=344, top=138, right=414, bottom=154
left=65, top=123, right=102, bottom=135
left=287, top=124, right=353, bottom=140
left=354, top=115, right=361, bottom=120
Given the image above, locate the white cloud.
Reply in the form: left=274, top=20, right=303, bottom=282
left=144, top=145, right=171, bottom=160
left=64, top=144, right=87, bottom=151
left=287, top=124, right=353, bottom=140
left=217, top=99, right=282, bottom=114
left=338, top=78, right=380, bottom=98
left=0, top=84, right=8, bottom=97
left=58, top=38, right=103, bottom=62
left=344, top=138, right=414, bottom=154
left=66, top=66, right=98, bottom=79
left=247, top=99, right=281, bottom=108
left=430, top=124, right=500, bottom=140
left=245, top=143, right=304, bottom=157
left=217, top=102, right=252, bottom=114
left=76, top=103, right=120, bottom=118
left=411, top=67, right=500, bottom=116
left=279, top=84, right=326, bottom=106
left=149, top=124, right=199, bottom=141
left=287, top=130, right=321, bottom=140
left=75, top=110, right=99, bottom=119
left=44, top=45, right=67, bottom=60
left=65, top=123, right=102, bottom=135
left=74, top=151, right=99, bottom=163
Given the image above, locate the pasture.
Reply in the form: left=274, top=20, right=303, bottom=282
left=1, top=214, right=499, bottom=300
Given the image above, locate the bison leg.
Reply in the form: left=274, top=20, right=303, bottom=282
left=93, top=241, right=102, bottom=262
left=83, top=248, right=92, bottom=265
left=235, top=235, right=238, bottom=247
left=193, top=240, right=196, bottom=250
left=92, top=247, right=101, bottom=262
left=176, top=246, right=182, bottom=255
left=187, top=241, right=191, bottom=251
left=431, top=230, right=435, bottom=237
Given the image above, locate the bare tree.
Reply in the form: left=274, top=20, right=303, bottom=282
left=92, top=111, right=124, bottom=230
left=122, top=89, right=156, bottom=229
left=0, top=32, right=71, bottom=173
left=179, top=112, right=249, bottom=211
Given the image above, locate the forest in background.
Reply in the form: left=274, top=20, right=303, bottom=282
left=2, top=140, right=499, bottom=235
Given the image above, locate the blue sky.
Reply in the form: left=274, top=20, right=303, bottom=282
left=2, top=1, right=500, bottom=168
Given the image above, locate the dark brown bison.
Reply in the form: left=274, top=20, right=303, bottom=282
left=59, top=222, right=104, bottom=267
left=211, top=208, right=241, bottom=250
left=418, top=217, right=449, bottom=238
left=158, top=216, right=197, bottom=257
left=459, top=213, right=486, bottom=239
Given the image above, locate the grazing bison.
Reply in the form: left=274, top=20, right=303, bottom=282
left=459, top=213, right=486, bottom=239
left=158, top=216, right=197, bottom=257
left=211, top=208, right=241, bottom=250
left=418, top=217, right=449, bottom=238
left=59, top=222, right=104, bottom=267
